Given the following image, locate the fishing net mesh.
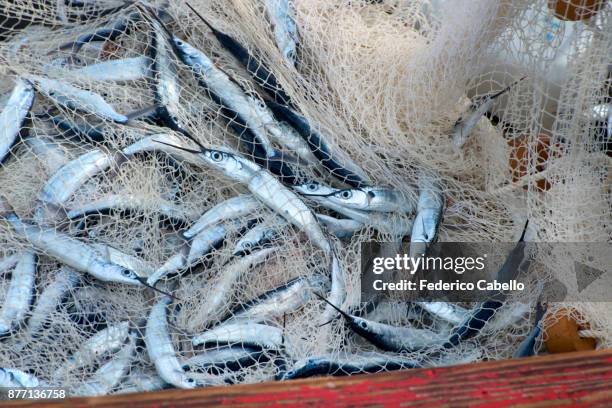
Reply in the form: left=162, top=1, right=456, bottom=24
left=0, top=0, right=609, bottom=396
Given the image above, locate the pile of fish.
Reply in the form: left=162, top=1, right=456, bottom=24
left=0, top=1, right=537, bottom=395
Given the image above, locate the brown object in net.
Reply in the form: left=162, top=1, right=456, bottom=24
left=544, top=308, right=597, bottom=353
left=508, top=134, right=553, bottom=192
left=548, top=0, right=605, bottom=21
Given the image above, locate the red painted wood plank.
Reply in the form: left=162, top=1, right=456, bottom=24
left=3, top=349, right=612, bottom=407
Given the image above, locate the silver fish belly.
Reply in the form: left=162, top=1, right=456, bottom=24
left=145, top=297, right=198, bottom=389
left=194, top=147, right=331, bottom=254
left=199, top=247, right=278, bottom=323
left=184, top=195, right=262, bottom=240
left=0, top=251, right=36, bottom=336
left=71, top=56, right=149, bottom=82
left=39, top=149, right=122, bottom=207
left=73, top=333, right=136, bottom=396
left=5, top=213, right=141, bottom=285
left=28, top=75, right=128, bottom=123
left=0, top=78, right=35, bottom=163
left=23, top=267, right=80, bottom=340
left=192, top=322, right=284, bottom=350
left=173, top=38, right=314, bottom=161
left=228, top=274, right=327, bottom=324
left=409, top=177, right=443, bottom=259
left=65, top=321, right=131, bottom=370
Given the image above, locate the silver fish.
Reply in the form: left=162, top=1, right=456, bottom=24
left=0, top=78, right=35, bottom=163
left=71, top=56, right=149, bottom=82
left=27, top=75, right=128, bottom=123
left=184, top=195, right=262, bottom=240
left=73, top=333, right=136, bottom=396
left=23, top=267, right=80, bottom=341
left=143, top=9, right=187, bottom=136
left=4, top=213, right=141, bottom=285
left=171, top=144, right=331, bottom=254
left=65, top=321, right=131, bottom=370
left=192, top=322, right=284, bottom=350
left=67, top=193, right=198, bottom=226
left=171, top=36, right=313, bottom=162
left=451, top=77, right=525, bottom=150
left=145, top=296, right=199, bottom=389
left=38, top=148, right=123, bottom=207
left=0, top=251, right=36, bottom=336
left=327, top=187, right=415, bottom=213
left=199, top=247, right=278, bottom=323
left=265, top=0, right=298, bottom=65
left=227, top=274, right=327, bottom=324
left=39, top=134, right=199, bottom=209
left=317, top=294, right=445, bottom=353
left=409, top=177, right=444, bottom=259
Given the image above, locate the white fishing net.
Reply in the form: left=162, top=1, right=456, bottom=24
left=0, top=0, right=610, bottom=397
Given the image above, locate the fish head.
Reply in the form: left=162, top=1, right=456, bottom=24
left=108, top=264, right=142, bottom=285
left=201, top=148, right=248, bottom=178
left=295, top=182, right=336, bottom=196
left=351, top=316, right=373, bottom=336
left=329, top=189, right=369, bottom=209
left=171, top=38, right=199, bottom=65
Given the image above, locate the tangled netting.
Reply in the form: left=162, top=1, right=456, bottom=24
left=0, top=0, right=610, bottom=397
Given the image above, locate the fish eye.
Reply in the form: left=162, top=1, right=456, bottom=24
left=359, top=321, right=367, bottom=329
left=307, top=183, right=317, bottom=191
left=210, top=151, right=224, bottom=162
left=175, top=39, right=182, bottom=45
left=186, top=378, right=195, bottom=384
left=121, top=269, right=132, bottom=277
left=340, top=190, right=352, bottom=199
